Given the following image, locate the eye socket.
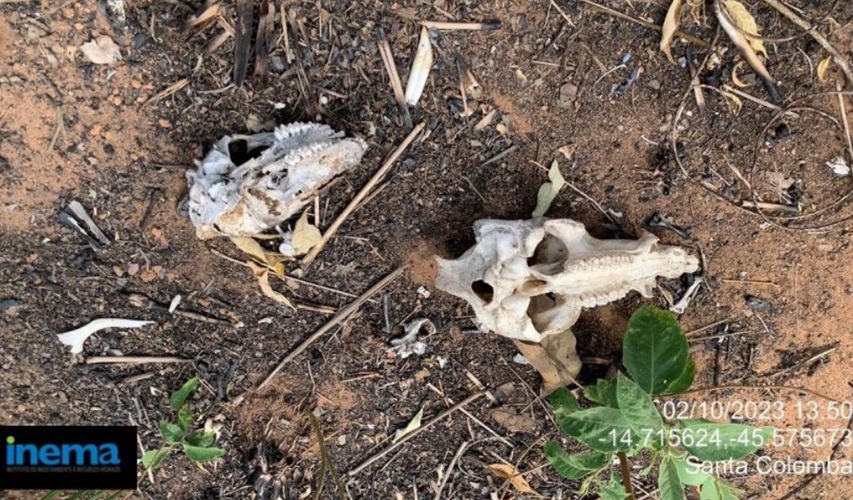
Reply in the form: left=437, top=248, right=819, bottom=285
left=528, top=234, right=568, bottom=267
left=471, top=280, right=494, bottom=304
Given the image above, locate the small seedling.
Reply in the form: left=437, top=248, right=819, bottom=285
left=545, top=306, right=773, bottom=500
left=141, top=377, right=225, bottom=470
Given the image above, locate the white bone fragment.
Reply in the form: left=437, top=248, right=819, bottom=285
left=57, top=318, right=154, bottom=354
left=186, top=123, right=367, bottom=238
left=435, top=218, right=700, bottom=343
left=670, top=277, right=704, bottom=314
left=389, top=318, right=435, bottom=358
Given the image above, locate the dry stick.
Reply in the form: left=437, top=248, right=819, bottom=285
left=579, top=0, right=711, bottom=48
left=85, top=356, right=192, bottom=365
left=378, top=36, right=413, bottom=130
left=549, top=0, right=576, bottom=28
left=302, top=124, right=425, bottom=267
left=434, top=440, right=469, bottom=500
left=770, top=346, right=837, bottom=379
left=420, top=21, right=500, bottom=30
left=257, top=266, right=407, bottom=390
left=838, top=82, right=853, bottom=161
left=347, top=391, right=486, bottom=477
left=761, top=0, right=853, bottom=89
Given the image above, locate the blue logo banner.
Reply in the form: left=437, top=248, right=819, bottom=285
left=0, top=426, right=136, bottom=490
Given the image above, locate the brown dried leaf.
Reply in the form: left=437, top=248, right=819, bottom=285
left=660, top=0, right=684, bottom=64
left=512, top=329, right=581, bottom=396
left=487, top=464, right=533, bottom=494
left=229, top=236, right=287, bottom=277
left=722, top=0, right=767, bottom=58
left=248, top=261, right=295, bottom=310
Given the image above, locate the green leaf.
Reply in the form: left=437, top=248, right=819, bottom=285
left=672, top=454, right=711, bottom=486
left=616, top=372, right=664, bottom=439
left=623, top=306, right=689, bottom=394
left=584, top=379, right=619, bottom=408
left=177, top=407, right=193, bottom=432
left=561, top=407, right=638, bottom=452
left=598, top=474, right=629, bottom=500
left=183, top=445, right=225, bottom=462
left=544, top=441, right=609, bottom=480
left=666, top=357, right=696, bottom=395
left=532, top=160, right=566, bottom=217
left=141, top=447, right=171, bottom=470
left=186, top=430, right=216, bottom=448
left=678, top=420, right=773, bottom=461
left=548, top=387, right=582, bottom=435
left=658, top=455, right=686, bottom=500
left=159, top=421, right=184, bottom=443
left=699, top=476, right=740, bottom=500
left=170, top=376, right=200, bottom=411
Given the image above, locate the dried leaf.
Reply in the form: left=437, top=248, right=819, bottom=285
left=715, top=0, right=779, bottom=102
left=292, top=211, right=322, bottom=255
left=80, top=36, right=122, bottom=65
left=512, top=329, right=581, bottom=396
left=722, top=0, right=767, bottom=58
left=817, top=56, right=833, bottom=82
left=531, top=160, right=566, bottom=217
left=392, top=408, right=423, bottom=443
left=230, top=236, right=286, bottom=276
left=720, top=89, right=743, bottom=115
left=487, top=463, right=533, bottom=494
left=731, top=61, right=751, bottom=88
left=660, top=0, right=684, bottom=64
left=248, top=261, right=295, bottom=310
left=405, top=27, right=433, bottom=106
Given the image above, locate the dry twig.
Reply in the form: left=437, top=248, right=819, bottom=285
left=346, top=391, right=487, bottom=477
left=257, top=266, right=407, bottom=390
left=302, top=124, right=425, bottom=267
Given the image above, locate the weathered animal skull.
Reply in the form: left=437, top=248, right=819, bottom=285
left=435, top=218, right=700, bottom=343
left=186, top=123, right=367, bottom=239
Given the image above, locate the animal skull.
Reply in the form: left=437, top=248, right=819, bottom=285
left=435, top=218, right=700, bottom=343
left=186, top=123, right=367, bottom=239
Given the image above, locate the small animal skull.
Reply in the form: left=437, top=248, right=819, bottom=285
left=435, top=218, right=700, bottom=343
left=186, top=123, right=366, bottom=239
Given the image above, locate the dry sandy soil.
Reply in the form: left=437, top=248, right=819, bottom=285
left=1, top=0, right=852, bottom=498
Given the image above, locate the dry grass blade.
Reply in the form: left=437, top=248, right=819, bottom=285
left=420, top=20, right=500, bottom=30
left=378, top=35, right=413, bottom=130
left=253, top=2, right=275, bottom=78
left=660, top=0, right=683, bottom=63
left=309, top=414, right=349, bottom=500
left=142, top=78, right=189, bottom=109
left=714, top=0, right=780, bottom=102
left=233, top=0, right=254, bottom=87
left=186, top=1, right=220, bottom=30
left=404, top=27, right=434, bottom=106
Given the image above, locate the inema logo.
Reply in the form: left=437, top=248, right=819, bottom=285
left=5, top=435, right=121, bottom=466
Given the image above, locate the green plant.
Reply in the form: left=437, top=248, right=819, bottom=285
left=141, top=377, right=225, bottom=470
left=545, top=306, right=773, bottom=500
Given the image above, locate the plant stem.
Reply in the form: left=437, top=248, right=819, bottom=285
left=617, top=452, right=636, bottom=500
